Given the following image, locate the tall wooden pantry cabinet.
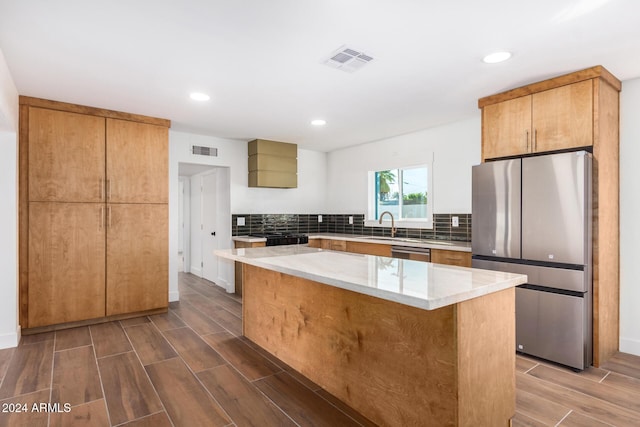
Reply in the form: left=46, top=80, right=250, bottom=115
left=478, top=66, right=621, bottom=367
left=19, top=97, right=170, bottom=331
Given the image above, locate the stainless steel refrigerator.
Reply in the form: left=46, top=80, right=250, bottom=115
left=472, top=150, right=592, bottom=370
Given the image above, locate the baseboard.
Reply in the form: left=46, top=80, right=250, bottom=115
left=190, top=266, right=202, bottom=276
left=0, top=326, right=21, bottom=349
left=620, top=337, right=640, bottom=357
left=169, top=290, right=180, bottom=302
left=216, top=277, right=234, bottom=293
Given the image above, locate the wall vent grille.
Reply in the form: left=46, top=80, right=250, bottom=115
left=192, top=145, right=218, bottom=157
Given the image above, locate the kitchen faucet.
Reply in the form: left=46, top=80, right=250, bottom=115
left=378, top=211, right=396, bottom=237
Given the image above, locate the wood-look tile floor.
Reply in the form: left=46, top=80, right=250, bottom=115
left=514, top=351, right=640, bottom=426
left=0, top=272, right=638, bottom=426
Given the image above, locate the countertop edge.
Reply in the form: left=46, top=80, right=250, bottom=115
left=216, top=248, right=525, bottom=310
left=232, top=233, right=472, bottom=252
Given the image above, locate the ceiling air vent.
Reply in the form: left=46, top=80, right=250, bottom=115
left=192, top=145, right=218, bottom=157
left=323, top=45, right=374, bottom=73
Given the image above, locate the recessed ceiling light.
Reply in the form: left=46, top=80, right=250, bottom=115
left=190, top=92, right=210, bottom=101
left=311, top=119, right=326, bottom=126
left=482, top=51, right=512, bottom=64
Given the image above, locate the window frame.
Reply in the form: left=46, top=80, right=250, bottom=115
left=365, top=162, right=434, bottom=229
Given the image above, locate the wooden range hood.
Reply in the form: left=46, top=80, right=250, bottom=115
left=248, top=139, right=297, bottom=188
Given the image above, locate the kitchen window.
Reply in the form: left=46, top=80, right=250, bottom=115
left=366, top=164, right=433, bottom=228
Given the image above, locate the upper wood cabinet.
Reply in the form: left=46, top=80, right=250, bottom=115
left=28, top=108, right=106, bottom=202
left=482, top=96, right=531, bottom=159
left=107, top=119, right=169, bottom=203
left=532, top=80, right=593, bottom=153
left=27, top=107, right=168, bottom=204
left=479, top=66, right=619, bottom=161
left=482, top=80, right=592, bottom=159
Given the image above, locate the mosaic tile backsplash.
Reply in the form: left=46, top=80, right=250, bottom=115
left=231, top=213, right=471, bottom=242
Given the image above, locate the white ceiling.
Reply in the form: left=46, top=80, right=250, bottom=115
left=1, top=0, right=639, bottom=152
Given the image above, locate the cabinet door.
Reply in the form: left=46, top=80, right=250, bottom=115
left=346, top=241, right=391, bottom=257
left=28, top=108, right=105, bottom=202
left=28, top=202, right=106, bottom=327
left=532, top=80, right=593, bottom=152
left=307, top=239, right=321, bottom=248
left=482, top=96, right=531, bottom=159
left=106, top=119, right=168, bottom=203
left=321, top=239, right=346, bottom=251
left=106, top=204, right=168, bottom=315
left=431, top=249, right=471, bottom=267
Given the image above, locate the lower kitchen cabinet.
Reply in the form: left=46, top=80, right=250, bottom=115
left=27, top=202, right=168, bottom=327
left=308, top=238, right=347, bottom=251
left=321, top=239, right=347, bottom=251
left=106, top=204, right=168, bottom=315
left=320, top=239, right=347, bottom=251
left=346, top=241, right=391, bottom=257
left=431, top=248, right=472, bottom=267
left=28, top=202, right=106, bottom=327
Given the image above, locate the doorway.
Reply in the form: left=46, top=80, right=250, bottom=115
left=177, top=163, right=231, bottom=290
left=201, top=171, right=218, bottom=282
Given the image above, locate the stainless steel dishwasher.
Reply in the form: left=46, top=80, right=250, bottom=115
left=391, top=246, right=431, bottom=262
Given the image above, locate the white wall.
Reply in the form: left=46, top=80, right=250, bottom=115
left=0, top=48, right=20, bottom=349
left=326, top=116, right=481, bottom=214
left=169, top=131, right=328, bottom=297
left=619, top=77, right=640, bottom=356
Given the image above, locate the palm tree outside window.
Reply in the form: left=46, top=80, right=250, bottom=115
left=374, top=166, right=429, bottom=221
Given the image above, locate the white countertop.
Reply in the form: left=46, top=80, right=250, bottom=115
left=232, top=233, right=472, bottom=252
left=216, top=246, right=526, bottom=311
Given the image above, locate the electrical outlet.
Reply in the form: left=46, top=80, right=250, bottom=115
left=237, top=217, right=245, bottom=226
left=452, top=216, right=459, bottom=227
left=318, top=215, right=323, bottom=223
left=348, top=216, right=353, bottom=224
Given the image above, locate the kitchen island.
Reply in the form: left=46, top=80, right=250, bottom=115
left=216, top=246, right=527, bottom=427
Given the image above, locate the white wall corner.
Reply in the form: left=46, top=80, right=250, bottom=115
left=620, top=337, right=640, bottom=357
left=168, top=290, right=180, bottom=303
left=216, top=277, right=232, bottom=293
left=0, top=327, right=20, bottom=350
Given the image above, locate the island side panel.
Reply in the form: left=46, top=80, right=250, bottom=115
left=243, top=264, right=458, bottom=427
left=456, top=287, right=515, bottom=426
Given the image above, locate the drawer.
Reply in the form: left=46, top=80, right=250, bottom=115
left=321, top=239, right=347, bottom=251
left=431, top=249, right=471, bottom=267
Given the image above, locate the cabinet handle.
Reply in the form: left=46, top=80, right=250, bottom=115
left=107, top=179, right=111, bottom=201
left=100, top=206, right=105, bottom=230
left=534, top=129, right=538, bottom=152
left=108, top=206, right=112, bottom=228
left=100, top=178, right=104, bottom=201
left=525, top=130, right=529, bottom=151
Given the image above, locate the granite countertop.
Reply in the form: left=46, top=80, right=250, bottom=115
left=232, top=233, right=472, bottom=252
left=216, top=246, right=526, bottom=311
